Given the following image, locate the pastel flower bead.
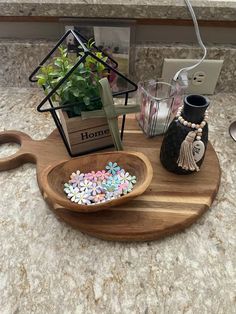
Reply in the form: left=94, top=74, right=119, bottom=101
left=117, top=168, right=125, bottom=175
left=128, top=175, right=137, bottom=185
left=85, top=171, right=97, bottom=181
left=64, top=182, right=71, bottom=193
left=65, top=186, right=80, bottom=202
left=95, top=170, right=110, bottom=181
left=107, top=175, right=120, bottom=186
left=102, top=182, right=117, bottom=192
left=76, top=192, right=91, bottom=205
left=123, top=183, right=134, bottom=194
left=118, top=171, right=131, bottom=185
left=80, top=179, right=92, bottom=192
left=105, top=162, right=121, bottom=175
left=69, top=170, right=84, bottom=186
left=118, top=182, right=129, bottom=193
left=93, top=193, right=105, bottom=203
left=105, top=191, right=117, bottom=200
left=90, top=182, right=102, bottom=196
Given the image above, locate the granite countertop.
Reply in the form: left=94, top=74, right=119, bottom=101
left=0, top=88, right=236, bottom=313
left=0, top=0, right=236, bottom=21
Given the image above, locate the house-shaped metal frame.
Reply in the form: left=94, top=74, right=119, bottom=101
left=29, top=29, right=137, bottom=156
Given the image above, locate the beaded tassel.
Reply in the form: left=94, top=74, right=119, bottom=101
left=175, top=105, right=208, bottom=172
left=177, top=131, right=200, bottom=171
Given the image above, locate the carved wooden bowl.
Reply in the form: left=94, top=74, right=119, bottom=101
left=42, top=151, right=153, bottom=213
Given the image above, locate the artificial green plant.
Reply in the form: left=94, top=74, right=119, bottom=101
left=36, top=43, right=108, bottom=117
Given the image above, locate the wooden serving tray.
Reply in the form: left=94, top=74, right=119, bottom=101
left=0, top=119, right=221, bottom=241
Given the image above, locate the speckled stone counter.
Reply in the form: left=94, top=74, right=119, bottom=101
left=1, top=40, right=236, bottom=93
left=0, top=0, right=236, bottom=21
left=0, top=88, right=236, bottom=313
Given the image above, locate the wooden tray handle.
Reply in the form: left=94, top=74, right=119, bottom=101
left=0, top=131, right=36, bottom=171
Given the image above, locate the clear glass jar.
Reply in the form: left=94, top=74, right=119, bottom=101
left=136, top=80, right=183, bottom=137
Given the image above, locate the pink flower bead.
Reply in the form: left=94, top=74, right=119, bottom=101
left=118, top=182, right=129, bottom=193
left=85, top=171, right=97, bottom=182
left=93, top=193, right=105, bottom=203
left=69, top=170, right=84, bottom=187
left=95, top=170, right=111, bottom=181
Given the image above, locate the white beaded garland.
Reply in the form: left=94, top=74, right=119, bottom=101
left=176, top=105, right=208, bottom=143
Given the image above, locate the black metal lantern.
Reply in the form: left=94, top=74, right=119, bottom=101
left=29, top=29, right=137, bottom=157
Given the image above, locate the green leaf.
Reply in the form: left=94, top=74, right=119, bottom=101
left=36, top=74, right=46, bottom=80
left=88, top=39, right=95, bottom=48
left=95, top=52, right=103, bottom=59
left=83, top=96, right=90, bottom=106
left=54, top=59, right=63, bottom=67
left=48, top=71, right=60, bottom=77
left=37, top=77, right=46, bottom=85
left=51, top=77, right=62, bottom=84
left=71, top=88, right=80, bottom=98
left=75, top=76, right=85, bottom=82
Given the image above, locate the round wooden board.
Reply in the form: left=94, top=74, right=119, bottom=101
left=0, top=118, right=221, bottom=242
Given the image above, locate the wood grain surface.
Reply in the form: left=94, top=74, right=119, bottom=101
left=0, top=117, right=221, bottom=241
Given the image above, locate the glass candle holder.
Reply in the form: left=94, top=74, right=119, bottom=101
left=136, top=80, right=183, bottom=137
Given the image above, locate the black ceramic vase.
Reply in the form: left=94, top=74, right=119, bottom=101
left=160, top=94, right=209, bottom=174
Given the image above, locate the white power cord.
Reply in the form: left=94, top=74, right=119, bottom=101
left=173, top=0, right=207, bottom=82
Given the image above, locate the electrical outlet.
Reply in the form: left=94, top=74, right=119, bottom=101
left=162, top=59, right=224, bottom=94
left=192, top=71, right=206, bottom=86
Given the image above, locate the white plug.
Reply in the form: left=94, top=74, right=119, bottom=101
left=177, top=70, right=189, bottom=89
left=172, top=0, right=207, bottom=85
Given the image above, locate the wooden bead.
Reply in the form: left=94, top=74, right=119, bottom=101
left=177, top=109, right=208, bottom=131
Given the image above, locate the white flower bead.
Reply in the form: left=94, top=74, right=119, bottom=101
left=178, top=116, right=182, bottom=121
left=196, top=136, right=201, bottom=140
left=191, top=123, right=196, bottom=128
left=183, top=121, right=188, bottom=126
left=198, top=128, right=202, bottom=133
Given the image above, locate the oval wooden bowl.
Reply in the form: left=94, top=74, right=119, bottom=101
left=42, top=151, right=153, bottom=213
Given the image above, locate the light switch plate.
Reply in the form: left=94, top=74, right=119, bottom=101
left=162, top=59, right=224, bottom=95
